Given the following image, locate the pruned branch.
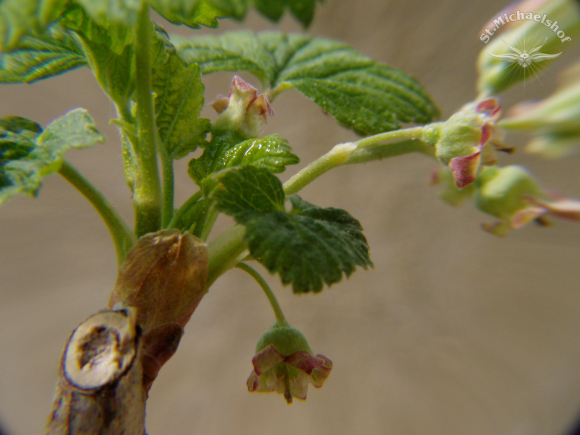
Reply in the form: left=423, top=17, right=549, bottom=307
left=46, top=230, right=209, bottom=434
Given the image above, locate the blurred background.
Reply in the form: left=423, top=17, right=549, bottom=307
left=2, top=0, right=580, bottom=434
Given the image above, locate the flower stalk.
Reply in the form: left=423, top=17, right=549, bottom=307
left=236, top=262, right=286, bottom=323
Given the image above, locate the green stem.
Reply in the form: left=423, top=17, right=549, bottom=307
left=206, top=224, right=248, bottom=289
left=347, top=138, right=434, bottom=165
left=59, top=160, right=136, bottom=265
left=283, top=142, right=359, bottom=195
left=200, top=206, right=219, bottom=242
left=133, top=4, right=162, bottom=237
left=355, top=126, right=424, bottom=148
left=236, top=262, right=286, bottom=323
left=161, top=152, right=174, bottom=228
left=283, top=126, right=428, bottom=195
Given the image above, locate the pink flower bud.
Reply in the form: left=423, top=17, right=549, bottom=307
left=212, top=76, right=274, bottom=139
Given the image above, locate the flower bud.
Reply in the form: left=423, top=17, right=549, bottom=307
left=246, top=321, right=332, bottom=404
left=211, top=75, right=273, bottom=140
left=473, top=165, right=580, bottom=235
left=430, top=167, right=476, bottom=206
left=422, top=98, right=511, bottom=188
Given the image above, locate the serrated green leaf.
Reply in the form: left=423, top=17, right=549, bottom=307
left=39, top=108, right=104, bottom=150
left=188, top=134, right=299, bottom=186
left=212, top=165, right=285, bottom=218
left=0, top=24, right=86, bottom=84
left=0, top=109, right=104, bottom=205
left=152, top=53, right=210, bottom=159
left=212, top=165, right=372, bottom=293
left=0, top=116, right=42, bottom=137
left=61, top=4, right=134, bottom=54
left=0, top=0, right=64, bottom=51
left=148, top=0, right=222, bottom=28
left=73, top=0, right=141, bottom=26
left=174, top=31, right=276, bottom=84
left=175, top=31, right=439, bottom=135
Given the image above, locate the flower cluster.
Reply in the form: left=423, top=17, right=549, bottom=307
left=432, top=165, right=580, bottom=236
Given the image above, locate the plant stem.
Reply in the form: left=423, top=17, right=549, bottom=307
left=354, top=126, right=424, bottom=148
left=206, top=224, right=248, bottom=289
left=347, top=139, right=434, bottom=165
left=59, top=159, right=136, bottom=265
left=200, top=206, right=219, bottom=241
left=236, top=262, right=286, bottom=323
left=133, top=4, right=162, bottom=237
left=161, top=152, right=174, bottom=228
left=283, top=126, right=427, bottom=195
left=283, top=142, right=358, bottom=195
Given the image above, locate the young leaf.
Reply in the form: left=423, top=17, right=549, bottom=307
left=152, top=53, right=210, bottom=159
left=73, top=0, right=141, bottom=27
left=212, top=165, right=285, bottom=217
left=0, top=24, right=86, bottom=84
left=254, top=0, right=320, bottom=27
left=172, top=196, right=212, bottom=237
left=0, top=0, right=65, bottom=51
left=188, top=134, right=299, bottom=186
left=149, top=0, right=320, bottom=28
left=174, top=31, right=439, bottom=136
left=0, top=109, right=104, bottom=205
left=60, top=5, right=136, bottom=106
left=148, top=0, right=222, bottom=28
left=174, top=31, right=280, bottom=84
left=212, top=165, right=372, bottom=293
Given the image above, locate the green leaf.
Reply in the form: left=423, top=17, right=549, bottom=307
left=152, top=53, right=210, bottom=159
left=172, top=195, right=212, bottom=237
left=150, top=0, right=320, bottom=28
left=212, top=165, right=285, bottom=217
left=0, top=24, right=86, bottom=84
left=0, top=109, right=104, bottom=205
left=174, top=31, right=439, bottom=135
left=0, top=0, right=66, bottom=51
left=188, top=134, right=299, bottom=186
left=255, top=0, right=319, bottom=27
left=212, top=165, right=372, bottom=293
left=174, top=31, right=278, bottom=84
left=0, top=116, right=43, bottom=137
left=148, top=0, right=222, bottom=28
left=73, top=0, right=141, bottom=26
left=59, top=5, right=136, bottom=105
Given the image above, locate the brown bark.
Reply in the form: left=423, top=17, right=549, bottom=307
left=46, top=230, right=208, bottom=434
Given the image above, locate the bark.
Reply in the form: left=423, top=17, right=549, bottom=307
left=46, top=230, right=208, bottom=434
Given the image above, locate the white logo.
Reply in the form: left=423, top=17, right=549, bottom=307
left=488, top=37, right=562, bottom=68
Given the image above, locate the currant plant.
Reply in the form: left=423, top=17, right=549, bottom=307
left=1, top=0, right=579, bottom=433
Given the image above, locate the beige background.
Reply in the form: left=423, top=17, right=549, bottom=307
left=2, top=1, right=580, bottom=434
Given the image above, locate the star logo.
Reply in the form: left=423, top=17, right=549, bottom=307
left=488, top=36, right=562, bottom=88
left=488, top=37, right=562, bottom=68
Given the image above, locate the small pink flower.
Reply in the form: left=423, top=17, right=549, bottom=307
left=424, top=97, right=513, bottom=189
left=246, top=344, right=332, bottom=404
left=473, top=165, right=580, bottom=236
left=211, top=76, right=273, bottom=139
